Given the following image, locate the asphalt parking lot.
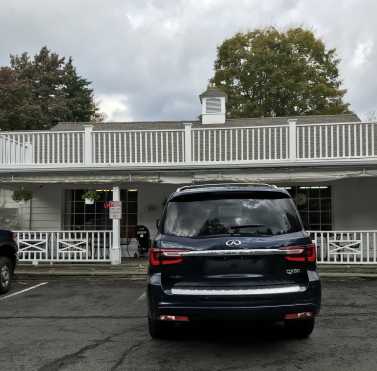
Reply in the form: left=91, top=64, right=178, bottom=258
left=0, top=277, right=377, bottom=371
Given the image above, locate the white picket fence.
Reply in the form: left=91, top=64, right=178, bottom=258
left=310, top=230, right=377, bottom=264
left=14, top=229, right=377, bottom=264
left=1, top=121, right=377, bottom=168
left=16, top=231, right=112, bottom=262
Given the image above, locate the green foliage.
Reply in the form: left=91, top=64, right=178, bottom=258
left=82, top=190, right=100, bottom=202
left=211, top=27, right=350, bottom=118
left=12, top=188, right=33, bottom=202
left=0, top=46, right=99, bottom=130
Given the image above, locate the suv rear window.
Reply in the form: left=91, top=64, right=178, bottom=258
left=162, top=192, right=303, bottom=238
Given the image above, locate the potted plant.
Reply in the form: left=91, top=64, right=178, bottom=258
left=12, top=188, right=33, bottom=204
left=82, top=190, right=100, bottom=205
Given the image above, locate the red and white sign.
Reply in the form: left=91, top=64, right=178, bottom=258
left=105, top=201, right=122, bottom=219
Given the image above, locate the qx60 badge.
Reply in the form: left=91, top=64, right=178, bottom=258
left=225, top=240, right=242, bottom=247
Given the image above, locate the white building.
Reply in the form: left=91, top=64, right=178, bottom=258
left=1, top=87, right=376, bottom=265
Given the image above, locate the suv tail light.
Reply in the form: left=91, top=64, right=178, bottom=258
left=12, top=232, right=18, bottom=242
left=280, top=244, right=317, bottom=263
left=149, top=248, right=190, bottom=266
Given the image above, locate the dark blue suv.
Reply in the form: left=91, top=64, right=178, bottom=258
left=147, top=184, right=321, bottom=339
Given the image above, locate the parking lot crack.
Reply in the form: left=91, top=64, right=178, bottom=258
left=37, top=326, right=137, bottom=371
left=110, top=339, right=150, bottom=371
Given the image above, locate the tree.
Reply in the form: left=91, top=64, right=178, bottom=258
left=0, top=67, right=39, bottom=130
left=0, top=46, right=99, bottom=130
left=211, top=27, right=350, bottom=118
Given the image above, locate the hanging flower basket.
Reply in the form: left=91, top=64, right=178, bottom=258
left=12, top=188, right=33, bottom=203
left=82, top=190, right=100, bottom=205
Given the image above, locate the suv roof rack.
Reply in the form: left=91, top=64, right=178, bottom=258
left=176, top=183, right=278, bottom=192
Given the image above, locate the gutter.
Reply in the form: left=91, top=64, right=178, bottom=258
left=2, top=158, right=377, bottom=174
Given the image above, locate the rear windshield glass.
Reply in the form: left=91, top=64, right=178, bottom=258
left=162, top=193, right=302, bottom=238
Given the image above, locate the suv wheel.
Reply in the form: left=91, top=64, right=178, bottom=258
left=148, top=317, right=172, bottom=340
left=285, top=318, right=315, bottom=338
left=0, top=257, right=12, bottom=294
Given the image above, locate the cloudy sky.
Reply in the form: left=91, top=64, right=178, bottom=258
left=1, top=0, right=376, bottom=121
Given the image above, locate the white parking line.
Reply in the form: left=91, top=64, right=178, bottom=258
left=136, top=292, right=146, bottom=302
left=0, top=282, right=48, bottom=302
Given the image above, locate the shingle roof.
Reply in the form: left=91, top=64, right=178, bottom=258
left=51, top=113, right=361, bottom=131
left=224, top=113, right=361, bottom=126
left=199, top=87, right=228, bottom=102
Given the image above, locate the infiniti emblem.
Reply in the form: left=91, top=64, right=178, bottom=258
left=225, top=240, right=241, bottom=247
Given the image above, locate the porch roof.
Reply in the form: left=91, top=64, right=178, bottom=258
left=2, top=165, right=377, bottom=184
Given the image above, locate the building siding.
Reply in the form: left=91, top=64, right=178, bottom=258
left=0, top=185, right=62, bottom=230
left=2, top=178, right=377, bottom=233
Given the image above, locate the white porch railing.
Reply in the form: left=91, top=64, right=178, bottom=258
left=191, top=125, right=289, bottom=162
left=0, top=131, right=84, bottom=165
left=0, top=134, right=33, bottom=164
left=15, top=229, right=377, bottom=264
left=1, top=121, right=377, bottom=169
left=16, top=231, right=112, bottom=262
left=297, top=122, right=376, bottom=159
left=310, top=230, right=377, bottom=264
left=92, top=129, right=185, bottom=164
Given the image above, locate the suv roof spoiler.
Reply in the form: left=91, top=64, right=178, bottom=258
left=176, top=183, right=279, bottom=193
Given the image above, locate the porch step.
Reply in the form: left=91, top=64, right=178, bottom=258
left=14, top=262, right=377, bottom=280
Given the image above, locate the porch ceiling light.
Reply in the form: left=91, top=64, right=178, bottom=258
left=128, top=189, right=138, bottom=192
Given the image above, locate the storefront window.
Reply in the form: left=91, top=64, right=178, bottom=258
left=64, top=189, right=138, bottom=238
left=286, top=186, right=332, bottom=231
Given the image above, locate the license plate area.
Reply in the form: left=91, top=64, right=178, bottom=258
left=203, top=256, right=270, bottom=276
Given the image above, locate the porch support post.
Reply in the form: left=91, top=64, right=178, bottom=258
left=83, top=124, right=93, bottom=165
left=184, top=122, right=192, bottom=163
left=110, top=185, right=121, bottom=265
left=288, top=119, right=297, bottom=161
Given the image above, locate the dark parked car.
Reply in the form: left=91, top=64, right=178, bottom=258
left=0, top=229, right=18, bottom=294
left=147, top=183, right=321, bottom=339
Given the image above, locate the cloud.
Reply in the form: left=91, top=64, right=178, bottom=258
left=96, top=94, right=132, bottom=122
left=351, top=40, right=374, bottom=68
left=1, top=0, right=377, bottom=121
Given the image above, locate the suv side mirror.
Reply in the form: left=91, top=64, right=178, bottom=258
left=156, top=219, right=160, bottom=230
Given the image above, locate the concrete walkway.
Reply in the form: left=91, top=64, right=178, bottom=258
left=15, top=260, right=377, bottom=279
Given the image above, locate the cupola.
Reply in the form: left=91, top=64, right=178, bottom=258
left=199, top=86, right=227, bottom=124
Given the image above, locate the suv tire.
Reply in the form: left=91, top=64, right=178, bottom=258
left=148, top=317, right=172, bottom=340
left=285, top=318, right=315, bottom=338
left=0, top=256, right=12, bottom=294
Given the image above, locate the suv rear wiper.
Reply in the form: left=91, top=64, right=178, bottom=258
left=229, top=224, right=265, bottom=230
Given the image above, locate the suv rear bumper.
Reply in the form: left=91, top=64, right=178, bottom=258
left=153, top=303, right=319, bottom=322
left=148, top=274, right=321, bottom=322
